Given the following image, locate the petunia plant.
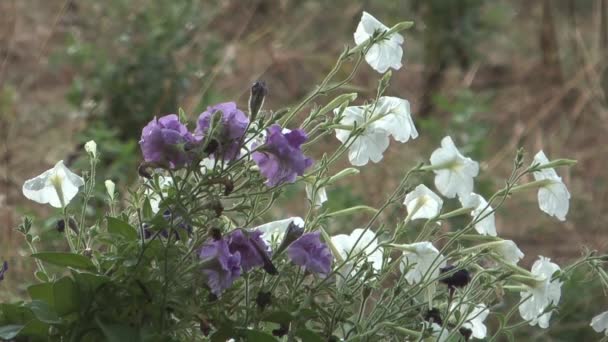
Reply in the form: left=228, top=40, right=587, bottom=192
left=2, top=10, right=608, bottom=342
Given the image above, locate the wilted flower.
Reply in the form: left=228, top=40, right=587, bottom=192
left=254, top=217, right=305, bottom=245
left=335, top=96, right=417, bottom=166
left=306, top=183, right=328, bottom=208
left=287, top=232, right=332, bottom=276
left=458, top=304, right=489, bottom=340
left=195, top=102, right=249, bottom=161
left=331, top=228, right=384, bottom=273
left=252, top=124, right=313, bottom=186
left=591, top=311, right=608, bottom=336
left=199, top=238, right=241, bottom=296
left=354, top=11, right=404, bottom=73
left=84, top=140, right=97, bottom=158
left=22, top=160, right=85, bottom=208
left=532, top=151, right=571, bottom=221
left=439, top=265, right=471, bottom=291
left=398, top=242, right=447, bottom=285
left=105, top=179, right=115, bottom=200
left=139, top=114, right=195, bottom=168
left=403, top=184, right=443, bottom=220
left=429, top=136, right=479, bottom=198
left=459, top=193, right=496, bottom=236
left=0, top=261, right=7, bottom=281
left=227, top=229, right=271, bottom=273
left=519, top=256, right=562, bottom=328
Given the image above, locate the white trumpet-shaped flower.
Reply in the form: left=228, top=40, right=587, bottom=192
left=430, top=136, right=479, bottom=198
left=399, top=241, right=446, bottom=285
left=403, top=184, right=443, bottom=220
left=22, top=160, right=85, bottom=208
left=519, top=256, right=562, bottom=328
left=354, top=12, right=404, bottom=73
left=459, top=303, right=490, bottom=339
left=591, top=311, right=608, bottom=336
left=532, top=151, right=570, bottom=221
left=459, top=193, right=496, bottom=236
left=335, top=96, right=417, bottom=166
left=305, top=183, right=328, bottom=208
left=493, top=240, right=525, bottom=265
left=331, top=228, right=384, bottom=273
left=254, top=217, right=304, bottom=245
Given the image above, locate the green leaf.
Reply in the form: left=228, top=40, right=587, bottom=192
left=106, top=217, right=138, bottom=240
left=240, top=329, right=277, bottom=342
left=261, top=311, right=293, bottom=325
left=25, top=301, right=61, bottom=324
left=32, top=252, right=95, bottom=271
left=96, top=316, right=140, bottom=342
left=28, top=283, right=55, bottom=308
left=0, top=324, right=23, bottom=339
left=53, top=277, right=79, bottom=316
left=295, top=329, right=324, bottom=342
left=20, top=319, right=49, bottom=338
left=0, top=303, right=35, bottom=323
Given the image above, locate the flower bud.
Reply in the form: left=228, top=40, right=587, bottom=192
left=84, top=140, right=97, bottom=158
left=249, top=81, right=268, bottom=120
left=274, top=221, right=305, bottom=255
left=105, top=179, right=116, bottom=200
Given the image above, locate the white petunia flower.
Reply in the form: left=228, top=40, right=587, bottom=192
left=591, top=311, right=608, bottom=336
left=373, top=96, right=418, bottom=143
left=459, top=193, right=496, bottom=236
left=354, top=11, right=404, bottom=73
left=146, top=176, right=173, bottom=214
left=459, top=303, right=490, bottom=339
left=331, top=228, right=384, bottom=273
left=532, top=151, right=571, bottom=221
left=493, top=240, right=525, bottom=265
left=519, top=256, right=562, bottom=328
left=84, top=140, right=97, bottom=158
left=305, top=183, right=327, bottom=208
left=424, top=322, right=449, bottom=342
left=403, top=184, right=443, bottom=220
left=254, top=217, right=304, bottom=245
left=22, top=160, right=85, bottom=208
left=105, top=180, right=116, bottom=200
left=399, top=241, right=446, bottom=285
left=430, top=136, right=479, bottom=198
left=335, top=96, right=417, bottom=166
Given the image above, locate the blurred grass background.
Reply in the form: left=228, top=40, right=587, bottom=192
left=1, top=0, right=607, bottom=340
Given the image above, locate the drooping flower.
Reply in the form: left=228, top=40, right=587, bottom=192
left=0, top=261, right=7, bottom=281
left=429, top=136, right=479, bottom=198
left=398, top=242, right=447, bottom=285
left=439, top=265, right=471, bottom=292
left=306, top=183, right=328, bottom=208
left=199, top=238, right=241, bottom=296
left=84, top=140, right=97, bottom=158
left=458, top=303, right=490, bottom=340
left=459, top=193, right=497, bottom=236
left=104, top=179, right=115, bottom=200
left=331, top=228, right=384, bottom=274
left=251, top=217, right=303, bottom=244
left=532, top=151, right=571, bottom=221
left=354, top=11, right=404, bottom=73
left=139, top=114, right=195, bottom=168
left=591, top=311, right=608, bottom=336
left=195, top=102, right=249, bottom=161
left=22, top=160, right=85, bottom=208
left=493, top=240, right=524, bottom=265
left=403, top=184, right=443, bottom=220
left=519, top=256, right=562, bottom=328
left=335, top=96, right=417, bottom=166
left=227, top=229, right=271, bottom=273
left=287, top=231, right=332, bottom=276
left=252, top=124, right=313, bottom=186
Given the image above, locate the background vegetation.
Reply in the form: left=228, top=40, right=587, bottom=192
left=1, top=0, right=607, bottom=340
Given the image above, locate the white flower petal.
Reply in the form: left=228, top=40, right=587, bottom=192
left=533, top=151, right=571, bottom=221
left=399, top=242, right=446, bottom=285
left=146, top=176, right=173, bottom=213
left=494, top=240, right=524, bottom=265
left=430, top=136, right=479, bottom=198
left=354, top=12, right=404, bottom=73
left=331, top=228, right=384, bottom=275
left=255, top=217, right=304, bottom=245
left=403, top=184, right=443, bottom=220
left=459, top=193, right=496, bottom=236
left=519, top=256, right=562, bottom=328
left=374, top=96, right=418, bottom=143
left=305, top=184, right=327, bottom=208
left=22, top=160, right=85, bottom=208
left=105, top=180, right=116, bottom=200
left=591, top=311, right=608, bottom=335
left=335, top=106, right=390, bottom=166
left=84, top=140, right=97, bottom=157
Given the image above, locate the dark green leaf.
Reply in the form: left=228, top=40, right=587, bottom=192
left=0, top=303, right=35, bottom=323
left=295, top=329, right=324, bottom=342
left=0, top=324, right=23, bottom=339
left=20, top=319, right=49, bottom=338
left=106, top=217, right=138, bottom=240
left=96, top=316, right=140, bottom=342
left=53, top=277, right=79, bottom=316
left=32, top=252, right=95, bottom=271
left=240, top=329, right=277, bottom=342
left=25, top=301, right=61, bottom=324
left=261, top=311, right=293, bottom=325
left=28, top=283, right=55, bottom=308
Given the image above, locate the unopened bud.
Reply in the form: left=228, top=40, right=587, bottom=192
left=249, top=81, right=268, bottom=120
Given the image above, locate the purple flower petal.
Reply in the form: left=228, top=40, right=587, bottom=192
left=287, top=232, right=332, bottom=276
left=139, top=114, right=194, bottom=169
left=195, top=102, right=249, bottom=161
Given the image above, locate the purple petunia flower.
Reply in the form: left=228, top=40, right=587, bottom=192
left=252, top=124, right=313, bottom=187
left=139, top=114, right=195, bottom=169
left=196, top=102, right=249, bottom=161
left=199, top=238, right=241, bottom=296
left=227, top=229, right=271, bottom=273
left=287, top=231, right=332, bottom=276
left=0, top=261, right=7, bottom=281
